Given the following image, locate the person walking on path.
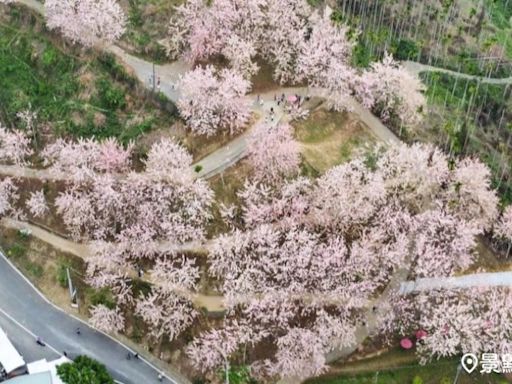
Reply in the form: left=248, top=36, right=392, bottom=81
left=75, top=327, right=81, bottom=335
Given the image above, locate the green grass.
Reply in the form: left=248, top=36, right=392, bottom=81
left=293, top=109, right=374, bottom=173
left=0, top=6, right=176, bottom=141
left=307, top=360, right=507, bottom=384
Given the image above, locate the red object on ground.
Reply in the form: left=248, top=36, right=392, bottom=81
left=287, top=95, right=297, bottom=103
left=415, top=329, right=428, bottom=340
left=400, top=337, right=413, bottom=349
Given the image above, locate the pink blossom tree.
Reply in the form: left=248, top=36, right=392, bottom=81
left=354, top=53, right=426, bottom=127
left=247, top=122, right=300, bottom=183
left=0, top=125, right=33, bottom=165
left=49, top=137, right=213, bottom=342
left=261, top=0, right=311, bottom=84
left=0, top=178, right=21, bottom=219
left=26, top=190, right=49, bottom=218
left=177, top=66, right=251, bottom=136
left=135, top=256, right=199, bottom=341
left=42, top=137, right=133, bottom=181
left=166, top=0, right=266, bottom=72
left=296, top=8, right=356, bottom=110
left=44, top=0, right=127, bottom=47
left=166, top=0, right=312, bottom=83
left=89, top=304, right=125, bottom=333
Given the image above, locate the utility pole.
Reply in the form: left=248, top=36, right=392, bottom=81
left=152, top=63, right=156, bottom=93
left=453, top=363, right=462, bottom=384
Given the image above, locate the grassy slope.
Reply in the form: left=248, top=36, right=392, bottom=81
left=293, top=108, right=375, bottom=174
left=0, top=5, right=176, bottom=144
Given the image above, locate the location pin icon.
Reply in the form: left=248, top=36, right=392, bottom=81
left=461, top=353, right=478, bottom=374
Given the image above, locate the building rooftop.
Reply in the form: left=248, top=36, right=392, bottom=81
left=0, top=328, right=25, bottom=374
left=4, top=372, right=52, bottom=384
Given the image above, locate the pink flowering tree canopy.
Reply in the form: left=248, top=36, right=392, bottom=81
left=0, top=125, right=33, bottom=165
left=26, top=190, right=49, bottom=218
left=188, top=143, right=499, bottom=380
left=177, top=66, right=251, bottom=136
left=44, top=0, right=126, bottom=47
left=247, top=122, right=301, bottom=183
left=354, top=53, right=426, bottom=127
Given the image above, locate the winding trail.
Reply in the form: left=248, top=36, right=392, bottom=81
left=4, top=0, right=512, bottom=379
left=403, top=60, right=512, bottom=84
left=1, top=218, right=225, bottom=312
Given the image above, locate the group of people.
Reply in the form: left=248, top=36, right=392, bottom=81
left=148, top=74, right=180, bottom=93
left=257, top=92, right=310, bottom=123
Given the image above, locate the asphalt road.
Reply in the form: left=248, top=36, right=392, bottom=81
left=0, top=252, right=189, bottom=384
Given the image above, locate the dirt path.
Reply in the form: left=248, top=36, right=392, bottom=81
left=1, top=218, right=224, bottom=312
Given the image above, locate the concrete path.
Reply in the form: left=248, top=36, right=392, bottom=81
left=0, top=251, right=190, bottom=384
left=399, top=271, right=512, bottom=294
left=403, top=60, right=512, bottom=85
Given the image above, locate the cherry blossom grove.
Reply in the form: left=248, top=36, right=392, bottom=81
left=380, top=287, right=512, bottom=363
left=187, top=143, right=500, bottom=380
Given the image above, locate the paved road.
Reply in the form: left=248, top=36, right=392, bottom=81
left=403, top=60, right=512, bottom=84
left=0, top=252, right=190, bottom=384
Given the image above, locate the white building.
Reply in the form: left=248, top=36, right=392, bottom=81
left=0, top=328, right=25, bottom=375
left=26, top=357, right=71, bottom=384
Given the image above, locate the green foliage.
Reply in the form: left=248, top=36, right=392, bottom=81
left=119, top=119, right=153, bottom=145
left=17, top=229, right=30, bottom=241
left=194, top=164, right=203, bottom=173
left=88, top=287, right=116, bottom=310
left=25, top=261, right=43, bottom=278
left=393, top=39, right=419, bottom=60
left=97, top=53, right=137, bottom=88
left=7, top=243, right=27, bottom=259
left=220, top=366, right=257, bottom=384
left=57, top=355, right=114, bottom=384
left=0, top=20, right=80, bottom=129
left=411, top=376, right=423, bottom=384
left=96, top=78, right=126, bottom=110
left=352, top=41, right=373, bottom=68
left=57, top=262, right=69, bottom=288
left=0, top=11, right=167, bottom=141
left=421, top=72, right=511, bottom=121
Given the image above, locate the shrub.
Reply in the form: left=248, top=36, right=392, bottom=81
left=57, top=262, right=69, bottom=288
left=57, top=355, right=114, bottom=384
left=7, top=243, right=27, bottom=259
left=89, top=287, right=116, bottom=310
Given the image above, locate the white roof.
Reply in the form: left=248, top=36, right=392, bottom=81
left=27, top=357, right=71, bottom=384
left=0, top=328, right=25, bottom=374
